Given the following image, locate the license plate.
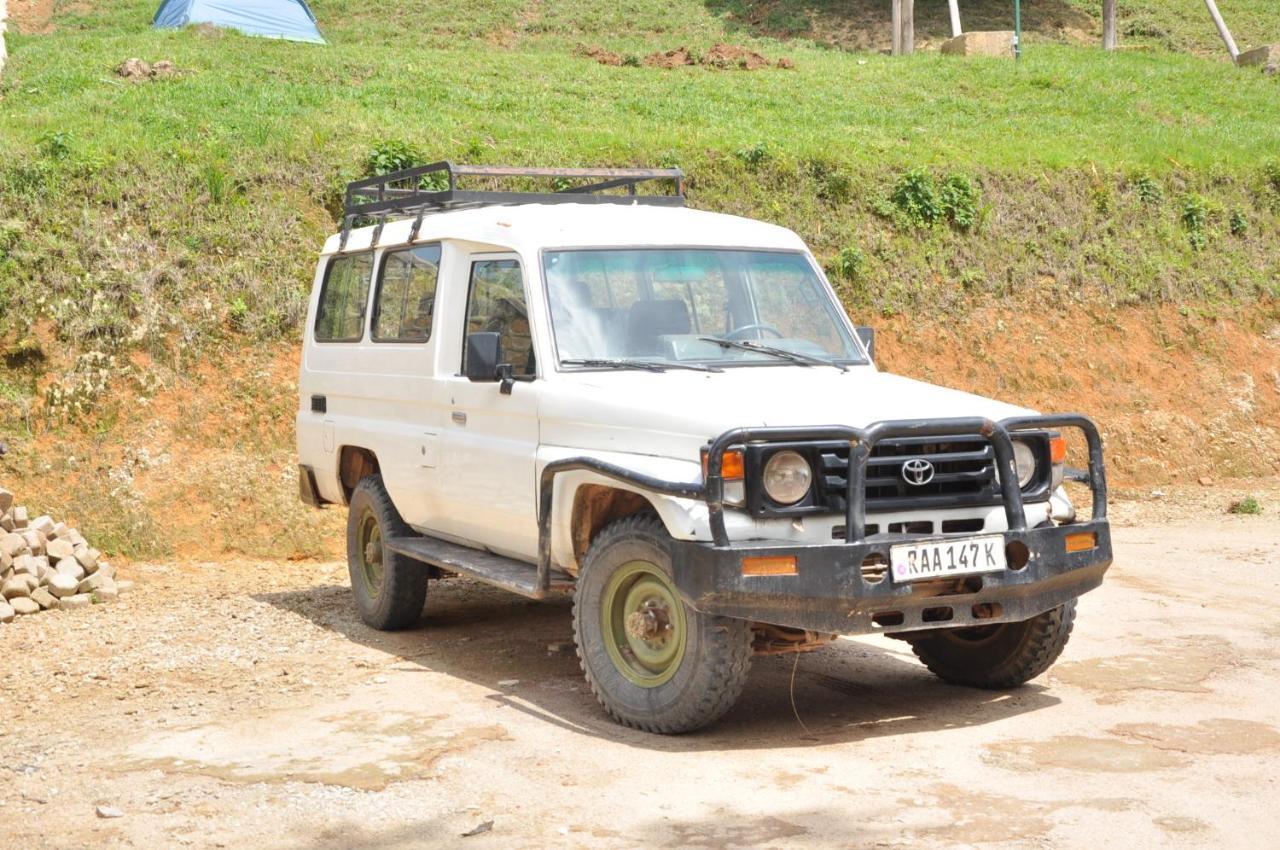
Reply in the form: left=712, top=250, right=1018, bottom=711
left=890, top=534, right=1007, bottom=583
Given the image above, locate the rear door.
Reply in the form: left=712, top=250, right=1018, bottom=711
left=435, top=254, right=542, bottom=561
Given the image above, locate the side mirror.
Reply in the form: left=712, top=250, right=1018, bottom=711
left=856, top=326, right=875, bottom=362
left=465, top=332, right=516, bottom=394
left=465, top=332, right=502, bottom=381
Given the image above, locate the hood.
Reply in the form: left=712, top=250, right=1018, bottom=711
left=539, top=365, right=1036, bottom=459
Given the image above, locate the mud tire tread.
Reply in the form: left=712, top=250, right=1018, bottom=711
left=347, top=474, right=428, bottom=632
left=573, top=515, right=752, bottom=734
left=910, top=600, right=1076, bottom=689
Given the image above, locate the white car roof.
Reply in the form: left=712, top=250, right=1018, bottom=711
left=321, top=203, right=809, bottom=256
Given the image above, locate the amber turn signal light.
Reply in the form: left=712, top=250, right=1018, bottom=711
left=701, top=449, right=745, bottom=481
left=1049, top=435, right=1068, bottom=464
left=1064, top=531, right=1097, bottom=553
left=742, top=555, right=798, bottom=576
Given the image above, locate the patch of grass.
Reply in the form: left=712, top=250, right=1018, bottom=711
left=1228, top=495, right=1262, bottom=515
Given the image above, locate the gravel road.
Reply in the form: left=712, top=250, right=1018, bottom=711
left=2, top=486, right=1278, bottom=849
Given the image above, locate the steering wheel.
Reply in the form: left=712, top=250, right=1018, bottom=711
left=724, top=323, right=785, bottom=341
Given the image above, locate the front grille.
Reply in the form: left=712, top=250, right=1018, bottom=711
left=819, top=435, right=1000, bottom=513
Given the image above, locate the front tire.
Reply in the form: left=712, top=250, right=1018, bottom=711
left=909, top=600, right=1076, bottom=689
left=347, top=475, right=428, bottom=631
left=574, top=515, right=753, bottom=734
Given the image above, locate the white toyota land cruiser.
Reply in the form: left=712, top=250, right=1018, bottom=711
left=297, top=163, right=1112, bottom=733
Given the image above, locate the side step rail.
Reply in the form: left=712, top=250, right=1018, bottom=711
left=386, top=534, right=575, bottom=600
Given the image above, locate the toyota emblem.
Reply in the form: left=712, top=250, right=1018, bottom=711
left=901, top=458, right=935, bottom=486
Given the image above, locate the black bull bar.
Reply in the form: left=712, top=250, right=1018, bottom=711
left=537, top=415, right=1111, bottom=633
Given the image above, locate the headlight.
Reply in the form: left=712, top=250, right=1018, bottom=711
left=763, top=450, right=812, bottom=505
left=1012, top=440, right=1037, bottom=488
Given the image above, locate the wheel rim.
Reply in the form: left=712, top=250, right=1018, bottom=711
left=357, top=509, right=384, bottom=596
left=600, top=560, right=687, bottom=688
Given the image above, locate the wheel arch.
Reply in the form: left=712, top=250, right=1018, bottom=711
left=338, top=445, right=380, bottom=503
left=549, top=467, right=705, bottom=575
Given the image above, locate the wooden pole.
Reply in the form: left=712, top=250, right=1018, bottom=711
left=1203, top=0, right=1240, bottom=61
left=1102, top=0, right=1118, bottom=50
left=948, top=0, right=962, bottom=38
left=892, top=0, right=902, bottom=56
left=902, top=0, right=915, bottom=55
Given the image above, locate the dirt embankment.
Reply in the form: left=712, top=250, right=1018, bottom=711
left=1, top=303, right=1276, bottom=561
left=6, top=0, right=53, bottom=34
left=877, top=303, right=1280, bottom=484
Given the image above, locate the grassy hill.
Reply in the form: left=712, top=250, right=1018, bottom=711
left=0, top=0, right=1277, bottom=558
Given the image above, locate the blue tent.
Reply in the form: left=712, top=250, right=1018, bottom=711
left=153, top=0, right=325, bottom=44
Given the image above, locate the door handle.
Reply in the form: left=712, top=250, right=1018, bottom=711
left=451, top=411, right=467, bottom=425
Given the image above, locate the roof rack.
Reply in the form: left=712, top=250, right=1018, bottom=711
left=339, top=162, right=686, bottom=250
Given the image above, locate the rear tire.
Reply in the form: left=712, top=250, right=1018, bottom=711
left=347, top=475, right=428, bottom=631
left=574, top=515, right=753, bottom=734
left=909, top=600, right=1076, bottom=689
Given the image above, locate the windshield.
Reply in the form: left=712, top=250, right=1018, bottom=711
left=543, top=249, right=865, bottom=368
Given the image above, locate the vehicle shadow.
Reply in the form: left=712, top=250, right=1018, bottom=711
left=255, top=575, right=1060, bottom=752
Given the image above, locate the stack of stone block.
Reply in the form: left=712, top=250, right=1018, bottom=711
left=1, top=487, right=131, bottom=623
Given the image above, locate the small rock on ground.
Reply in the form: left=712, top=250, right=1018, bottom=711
left=59, top=594, right=93, bottom=610
left=95, top=805, right=124, bottom=819
left=2, top=576, right=31, bottom=599
left=0, top=600, right=13, bottom=622
left=11, top=597, right=40, bottom=615
left=48, top=573, right=79, bottom=597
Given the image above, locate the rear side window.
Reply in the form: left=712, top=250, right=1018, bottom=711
left=373, top=244, right=441, bottom=343
left=315, top=252, right=374, bottom=342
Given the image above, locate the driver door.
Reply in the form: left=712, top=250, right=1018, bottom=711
left=435, top=255, right=542, bottom=561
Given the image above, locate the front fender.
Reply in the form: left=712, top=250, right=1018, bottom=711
left=538, top=447, right=709, bottom=573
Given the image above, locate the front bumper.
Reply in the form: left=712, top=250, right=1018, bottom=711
left=669, top=519, right=1112, bottom=635
left=537, top=414, right=1112, bottom=627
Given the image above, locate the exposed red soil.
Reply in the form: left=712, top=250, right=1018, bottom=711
left=876, top=303, right=1280, bottom=485
left=6, top=0, right=54, bottom=34
left=703, top=42, right=771, bottom=69
left=644, top=47, right=693, bottom=69
left=581, top=44, right=623, bottom=66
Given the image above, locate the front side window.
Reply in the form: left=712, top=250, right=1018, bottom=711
left=373, top=244, right=441, bottom=342
left=543, top=249, right=863, bottom=366
left=315, top=252, right=374, bottom=342
left=463, top=259, right=536, bottom=377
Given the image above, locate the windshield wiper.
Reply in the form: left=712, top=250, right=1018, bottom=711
left=561, top=358, right=723, bottom=373
left=698, top=337, right=848, bottom=372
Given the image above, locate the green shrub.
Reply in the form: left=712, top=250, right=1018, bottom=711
left=1131, top=172, right=1163, bottom=206
left=829, top=246, right=866, bottom=281
left=1229, top=208, right=1248, bottom=236
left=940, top=173, right=981, bottom=231
left=889, top=167, right=942, bottom=228
left=1180, top=193, right=1211, bottom=251
left=1228, top=495, right=1261, bottom=515
left=734, top=142, right=772, bottom=171
left=365, top=139, right=425, bottom=177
